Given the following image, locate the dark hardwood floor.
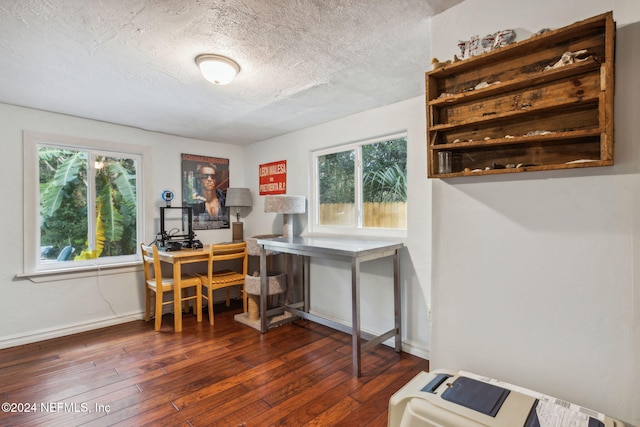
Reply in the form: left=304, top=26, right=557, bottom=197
left=0, top=306, right=429, bottom=426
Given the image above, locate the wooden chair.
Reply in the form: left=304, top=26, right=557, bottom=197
left=141, top=244, right=202, bottom=331
left=197, top=242, right=248, bottom=325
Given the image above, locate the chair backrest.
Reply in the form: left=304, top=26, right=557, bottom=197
left=140, top=244, right=163, bottom=286
left=207, top=242, right=248, bottom=276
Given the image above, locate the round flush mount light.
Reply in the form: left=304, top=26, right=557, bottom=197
left=195, top=54, right=240, bottom=85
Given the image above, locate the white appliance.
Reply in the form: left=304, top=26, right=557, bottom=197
left=388, top=370, right=625, bottom=427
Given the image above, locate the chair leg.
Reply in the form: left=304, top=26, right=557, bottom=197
left=145, top=287, right=151, bottom=322
left=196, top=283, right=202, bottom=322
left=154, top=290, right=163, bottom=331
left=193, top=292, right=198, bottom=315
left=225, top=288, right=231, bottom=307
left=202, top=284, right=210, bottom=324
left=208, top=285, right=214, bottom=326
left=182, top=288, right=190, bottom=313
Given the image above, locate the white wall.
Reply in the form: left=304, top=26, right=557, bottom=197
left=243, top=97, right=433, bottom=358
left=2, top=1, right=638, bottom=423
left=429, top=0, right=639, bottom=425
left=0, top=103, right=245, bottom=347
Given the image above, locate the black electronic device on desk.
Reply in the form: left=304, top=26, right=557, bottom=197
left=158, top=206, right=202, bottom=250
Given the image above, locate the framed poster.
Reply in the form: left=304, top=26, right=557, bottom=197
left=259, top=160, right=287, bottom=195
left=181, top=153, right=230, bottom=230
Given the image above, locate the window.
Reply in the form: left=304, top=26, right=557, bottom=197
left=311, top=133, right=407, bottom=236
left=23, top=132, right=146, bottom=274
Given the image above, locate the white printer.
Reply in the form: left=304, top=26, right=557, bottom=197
left=388, top=370, right=625, bottom=427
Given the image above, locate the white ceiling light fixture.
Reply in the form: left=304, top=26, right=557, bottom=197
left=195, top=54, right=241, bottom=85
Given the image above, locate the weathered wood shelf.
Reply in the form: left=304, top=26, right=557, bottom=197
left=428, top=58, right=602, bottom=107
left=432, top=129, right=603, bottom=150
left=426, top=12, right=615, bottom=178
left=429, top=97, right=600, bottom=131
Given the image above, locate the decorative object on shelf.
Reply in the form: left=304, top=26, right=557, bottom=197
left=534, top=28, right=552, bottom=36
left=226, top=188, right=253, bottom=241
left=544, top=49, right=590, bottom=70
left=431, top=55, right=460, bottom=70
left=438, top=152, right=452, bottom=174
left=457, top=40, right=468, bottom=58
left=493, top=29, right=516, bottom=48
left=454, top=29, right=515, bottom=61
left=474, top=81, right=500, bottom=90
left=264, top=195, right=306, bottom=239
left=431, top=57, right=451, bottom=69
left=468, top=35, right=480, bottom=57
left=481, top=34, right=496, bottom=53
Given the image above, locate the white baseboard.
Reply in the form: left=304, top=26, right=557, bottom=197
left=0, top=296, right=241, bottom=350
left=0, top=311, right=145, bottom=350
left=400, top=339, right=430, bottom=361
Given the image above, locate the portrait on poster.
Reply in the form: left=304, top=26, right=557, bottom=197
left=181, top=153, right=230, bottom=230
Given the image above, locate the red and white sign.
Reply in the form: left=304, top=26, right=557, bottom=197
left=259, top=160, right=287, bottom=195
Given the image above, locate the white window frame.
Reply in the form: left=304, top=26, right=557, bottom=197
left=22, top=131, right=150, bottom=278
left=309, top=132, right=407, bottom=238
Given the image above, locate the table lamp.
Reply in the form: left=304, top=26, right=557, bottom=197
left=264, top=195, right=306, bottom=239
left=226, top=188, right=252, bottom=241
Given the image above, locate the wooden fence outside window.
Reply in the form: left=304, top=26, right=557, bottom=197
left=319, top=202, right=407, bottom=229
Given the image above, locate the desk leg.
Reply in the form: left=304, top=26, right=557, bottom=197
left=259, top=246, right=268, bottom=333
left=393, top=249, right=402, bottom=352
left=285, top=253, right=294, bottom=305
left=351, top=258, right=361, bottom=377
left=303, top=255, right=310, bottom=312
left=173, top=262, right=182, bottom=332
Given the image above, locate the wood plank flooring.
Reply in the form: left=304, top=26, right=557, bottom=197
left=0, top=307, right=429, bottom=426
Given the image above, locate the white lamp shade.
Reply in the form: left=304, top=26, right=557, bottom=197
left=226, top=188, right=252, bottom=207
left=196, top=54, right=240, bottom=85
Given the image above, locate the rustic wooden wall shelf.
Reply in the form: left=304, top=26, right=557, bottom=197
left=426, top=12, right=615, bottom=178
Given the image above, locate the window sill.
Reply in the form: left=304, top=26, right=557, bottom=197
left=16, top=261, right=142, bottom=283
left=304, top=229, right=407, bottom=242
left=306, top=226, right=407, bottom=240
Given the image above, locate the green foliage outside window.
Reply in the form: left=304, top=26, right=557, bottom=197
left=318, top=150, right=355, bottom=204
left=318, top=138, right=407, bottom=204
left=39, top=146, right=138, bottom=261
left=363, top=138, right=407, bottom=203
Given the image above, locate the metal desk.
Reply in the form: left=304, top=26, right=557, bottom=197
left=257, top=236, right=403, bottom=377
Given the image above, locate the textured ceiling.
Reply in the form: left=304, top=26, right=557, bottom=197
left=0, top=0, right=464, bottom=145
